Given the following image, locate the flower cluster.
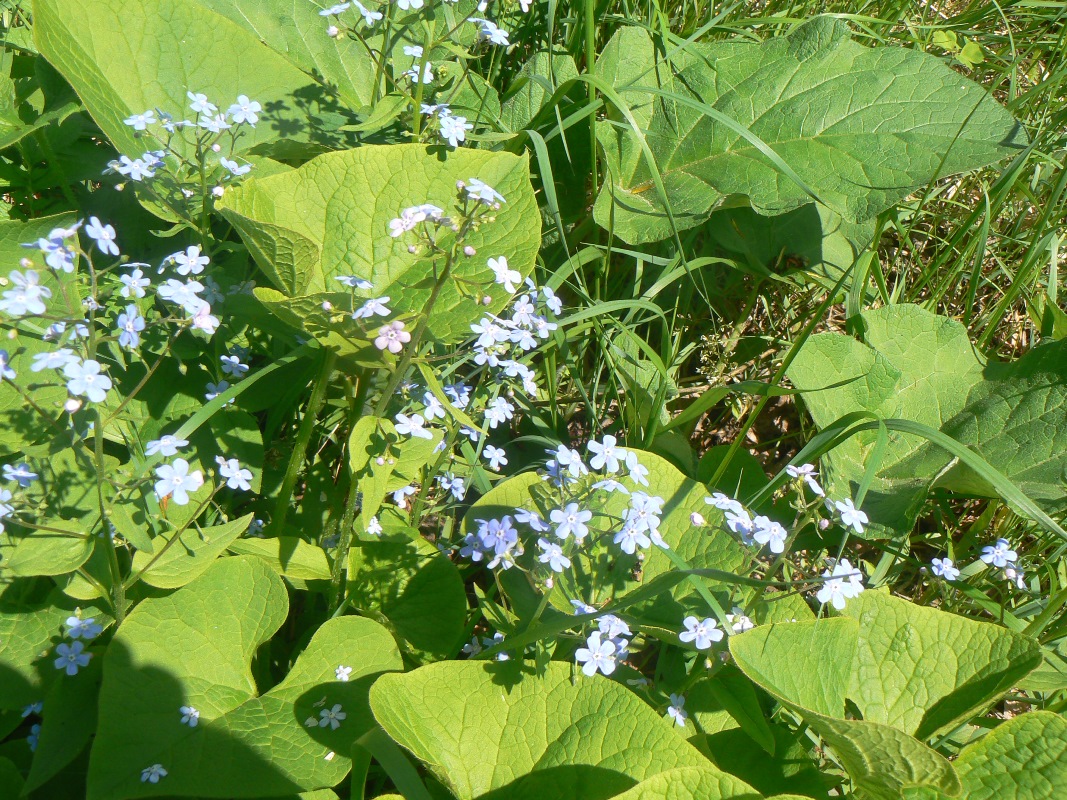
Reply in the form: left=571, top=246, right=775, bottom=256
left=53, top=613, right=102, bottom=676
left=927, top=537, right=1027, bottom=590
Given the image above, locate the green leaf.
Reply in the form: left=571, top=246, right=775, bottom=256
left=788, top=303, right=1067, bottom=532
left=87, top=556, right=403, bottom=799
left=228, top=536, right=332, bottom=581
left=732, top=593, right=1040, bottom=737
left=605, top=766, right=761, bottom=799
left=193, top=0, right=377, bottom=108
left=694, top=727, right=830, bottom=799
left=33, top=0, right=324, bottom=158
left=24, top=651, right=101, bottom=792
left=347, top=537, right=467, bottom=660
left=0, top=584, right=108, bottom=710
left=369, top=661, right=718, bottom=800
left=952, top=711, right=1067, bottom=800
left=593, top=18, right=1025, bottom=243
left=217, top=144, right=541, bottom=343
left=130, top=513, right=253, bottom=589
left=499, top=51, right=579, bottom=132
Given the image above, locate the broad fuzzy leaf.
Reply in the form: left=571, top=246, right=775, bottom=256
left=369, top=661, right=719, bottom=799
left=593, top=18, right=1025, bottom=243
left=952, top=711, right=1067, bottom=799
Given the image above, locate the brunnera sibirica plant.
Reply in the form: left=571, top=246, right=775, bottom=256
left=1, top=0, right=1065, bottom=797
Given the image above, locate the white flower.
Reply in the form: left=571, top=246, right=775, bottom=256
left=834, top=498, right=868, bottom=534
left=752, top=515, right=788, bottom=554
left=551, top=444, right=588, bottom=478
left=405, top=61, right=434, bottom=85
left=140, top=764, right=168, bottom=783
left=980, top=538, right=1018, bottom=568
left=54, top=641, right=92, bottom=675
left=487, top=256, right=521, bottom=293
left=625, top=450, right=649, bottom=486
left=614, top=522, right=651, bottom=555
left=199, top=113, right=231, bottom=133
left=464, top=178, right=505, bottom=205
left=66, top=615, right=102, bottom=640
left=85, top=216, right=119, bottom=256
left=21, top=701, right=42, bottom=718
left=216, top=456, right=253, bottom=491
left=514, top=508, right=548, bottom=532
left=124, top=110, right=157, bottom=130
left=336, top=276, right=374, bottom=290
left=537, top=538, right=571, bottom=572
left=352, top=0, right=383, bottom=25
left=395, top=412, right=432, bottom=440
left=541, top=285, right=562, bottom=315
left=320, top=2, right=351, bottom=15
left=930, top=557, right=960, bottom=581
left=335, top=665, right=353, bottom=681
left=395, top=0, right=424, bottom=10
left=679, top=616, right=723, bottom=650
left=0, top=269, right=51, bottom=316
left=154, top=458, right=205, bottom=506
left=726, top=607, right=755, bottom=633
left=187, top=91, right=217, bottom=114
left=120, top=267, right=150, bottom=298
left=145, top=434, right=189, bottom=457
left=483, top=445, right=507, bottom=470
left=205, top=380, right=231, bottom=402
left=63, top=359, right=112, bottom=403
left=30, top=348, right=77, bottom=373
left=171, top=245, right=209, bottom=276
left=483, top=396, right=514, bottom=429
left=549, top=503, right=592, bottom=541
left=318, top=703, right=347, bottom=730
left=1, top=462, right=36, bottom=488
left=592, top=478, right=629, bottom=494
left=666, top=694, right=688, bottom=727
left=220, top=157, right=252, bottom=177
left=1003, top=564, right=1027, bottom=590
left=786, top=462, right=824, bottom=496
left=179, top=706, right=200, bottom=727
left=439, top=114, right=472, bottom=147
left=227, top=95, right=262, bottom=125
left=474, top=18, right=510, bottom=46
left=116, top=305, right=145, bottom=349
left=588, top=434, right=623, bottom=473
left=374, top=321, right=411, bottom=353
left=574, top=631, right=616, bottom=677
left=220, top=354, right=249, bottom=378
left=366, top=516, right=383, bottom=535
left=816, top=558, right=865, bottom=610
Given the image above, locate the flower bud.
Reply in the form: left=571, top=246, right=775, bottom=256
left=19, top=257, right=32, bottom=268
left=211, top=143, right=222, bottom=153
left=375, top=457, right=385, bottom=466
left=212, top=186, right=224, bottom=198
left=321, top=301, right=332, bottom=312
left=818, top=518, right=831, bottom=530
left=407, top=245, right=417, bottom=254
left=690, top=512, right=705, bottom=526
left=464, top=245, right=476, bottom=256
left=64, top=398, right=83, bottom=413
left=482, top=295, right=492, bottom=306
left=326, top=24, right=340, bottom=37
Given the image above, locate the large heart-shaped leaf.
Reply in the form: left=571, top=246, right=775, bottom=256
left=787, top=303, right=1067, bottom=532
left=950, top=711, right=1067, bottom=800
left=33, top=0, right=324, bottom=158
left=369, top=661, right=719, bottom=800
left=87, top=556, right=403, bottom=799
left=731, top=592, right=1040, bottom=738
left=217, top=144, right=540, bottom=344
left=593, top=18, right=1025, bottom=243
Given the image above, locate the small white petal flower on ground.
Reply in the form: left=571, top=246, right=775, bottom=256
left=335, top=665, right=353, bottom=682
left=220, top=354, right=249, bottom=378
left=597, top=614, right=631, bottom=640
left=375, top=320, right=411, bottom=353
left=66, top=616, right=102, bottom=640
left=614, top=522, right=651, bottom=555
left=124, top=110, right=157, bottom=130
left=141, top=764, right=168, bottom=784
left=549, top=503, right=592, bottom=541
left=465, top=177, right=505, bottom=205
left=931, top=557, right=960, bottom=581
left=667, top=694, right=688, bottom=727
left=227, top=95, right=262, bottom=125
left=116, top=305, right=145, bottom=349
left=679, top=616, right=723, bottom=650
left=816, top=559, right=865, bottom=610
left=353, top=296, right=391, bottom=319
left=786, top=463, right=824, bottom=496
left=215, top=456, right=253, bottom=491
left=575, top=631, right=617, bottom=677
left=353, top=0, right=383, bottom=24
left=120, top=267, right=151, bottom=299
left=179, top=706, right=199, bottom=727
left=392, top=484, right=416, bottom=508
left=145, top=434, right=189, bottom=457
left=980, top=538, right=1018, bottom=568
left=439, top=114, right=472, bottom=147
left=1003, top=564, right=1027, bottom=590
left=85, top=216, right=119, bottom=256
left=318, top=704, right=347, bottom=730
left=587, top=434, right=624, bottom=473
left=752, top=515, right=788, bottom=554
left=172, top=246, right=210, bottom=276
left=514, top=508, right=548, bottom=532
left=366, top=516, right=383, bottom=535
left=483, top=444, right=508, bottom=470
left=54, top=641, right=91, bottom=675
left=537, top=537, right=571, bottom=573
left=487, top=256, right=521, bottom=293
left=394, top=412, right=432, bottom=440
left=726, top=607, right=755, bottom=633
left=834, top=498, right=868, bottom=534
left=3, top=463, right=38, bottom=487
left=63, top=360, right=112, bottom=403
left=154, top=458, right=205, bottom=506
left=220, top=156, right=252, bottom=177
left=187, top=91, right=217, bottom=115
left=625, top=450, right=649, bottom=486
